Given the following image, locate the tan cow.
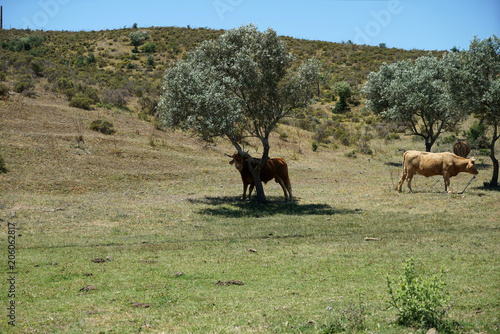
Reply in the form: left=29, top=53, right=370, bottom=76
left=397, top=151, right=478, bottom=193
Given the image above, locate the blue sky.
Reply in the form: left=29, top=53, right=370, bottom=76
left=2, top=0, right=499, bottom=50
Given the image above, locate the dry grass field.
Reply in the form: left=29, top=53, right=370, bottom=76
left=0, top=92, right=499, bottom=333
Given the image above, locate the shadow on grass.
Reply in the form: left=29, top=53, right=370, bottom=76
left=386, top=161, right=402, bottom=168
left=477, top=183, right=500, bottom=192
left=189, top=196, right=360, bottom=218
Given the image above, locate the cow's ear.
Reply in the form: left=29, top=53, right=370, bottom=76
left=229, top=160, right=234, bottom=165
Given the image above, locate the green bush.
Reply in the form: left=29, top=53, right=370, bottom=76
left=146, top=54, right=155, bottom=68
left=464, top=123, right=489, bottom=150
left=386, top=258, right=452, bottom=330
left=311, top=141, right=319, bottom=152
left=69, top=94, right=94, bottom=110
left=0, top=83, right=9, bottom=99
left=142, top=42, right=156, bottom=54
left=386, top=133, right=400, bottom=141
left=90, top=119, right=115, bottom=135
left=14, top=75, right=34, bottom=93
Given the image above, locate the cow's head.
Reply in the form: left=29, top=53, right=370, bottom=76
left=468, top=157, right=479, bottom=175
left=227, top=153, right=245, bottom=171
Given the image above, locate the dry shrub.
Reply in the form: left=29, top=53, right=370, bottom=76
left=90, top=118, right=115, bottom=135
left=101, top=89, right=129, bottom=108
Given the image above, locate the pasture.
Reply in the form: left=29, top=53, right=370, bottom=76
left=0, top=94, right=499, bottom=333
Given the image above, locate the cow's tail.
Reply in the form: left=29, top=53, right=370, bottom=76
left=284, top=169, right=292, bottom=201
left=279, top=161, right=293, bottom=201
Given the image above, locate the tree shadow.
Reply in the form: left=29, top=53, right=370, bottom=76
left=188, top=196, right=360, bottom=218
left=385, top=161, right=402, bottom=168
left=476, top=183, right=500, bottom=192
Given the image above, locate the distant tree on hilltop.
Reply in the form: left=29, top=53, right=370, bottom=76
left=129, top=31, right=149, bottom=53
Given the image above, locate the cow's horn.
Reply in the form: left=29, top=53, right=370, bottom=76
left=471, top=156, right=477, bottom=162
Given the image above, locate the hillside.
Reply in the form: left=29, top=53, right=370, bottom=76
left=0, top=26, right=439, bottom=108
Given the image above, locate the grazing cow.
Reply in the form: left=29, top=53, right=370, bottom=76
left=228, top=153, right=293, bottom=201
left=397, top=150, right=478, bottom=193
left=453, top=140, right=471, bottom=158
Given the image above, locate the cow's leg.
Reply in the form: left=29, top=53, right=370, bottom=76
left=248, top=184, right=254, bottom=200
left=397, top=170, right=407, bottom=192
left=406, top=172, right=415, bottom=193
left=443, top=174, right=451, bottom=193
left=242, top=183, right=249, bottom=200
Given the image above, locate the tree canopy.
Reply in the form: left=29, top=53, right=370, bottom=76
left=448, top=35, right=500, bottom=186
left=363, top=55, right=466, bottom=152
left=156, top=24, right=320, bottom=202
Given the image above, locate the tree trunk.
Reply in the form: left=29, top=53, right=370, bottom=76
left=489, top=126, right=499, bottom=187
left=252, top=170, right=267, bottom=203
left=490, top=152, right=499, bottom=187
left=248, top=161, right=266, bottom=203
left=425, top=140, right=432, bottom=152
left=252, top=136, right=271, bottom=204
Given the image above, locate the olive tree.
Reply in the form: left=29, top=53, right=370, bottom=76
left=332, top=81, right=352, bottom=113
left=447, top=36, right=500, bottom=186
left=156, top=25, right=320, bottom=203
left=363, top=56, right=466, bottom=152
left=129, top=30, right=149, bottom=53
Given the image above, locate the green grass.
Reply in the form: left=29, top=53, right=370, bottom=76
left=0, top=94, right=499, bottom=333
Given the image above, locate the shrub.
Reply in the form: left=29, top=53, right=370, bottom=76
left=90, top=119, right=115, bottom=135
left=86, top=53, right=96, bottom=64
left=69, top=94, right=94, bottom=110
left=138, top=96, right=158, bottom=115
left=146, top=54, right=155, bottom=68
left=0, top=83, right=9, bottom=99
left=101, top=89, right=128, bottom=108
left=312, top=122, right=332, bottom=143
left=386, top=258, right=452, bottom=330
left=142, top=42, right=156, bottom=54
left=464, top=123, right=489, bottom=150
left=345, top=150, right=357, bottom=158
left=386, top=133, right=400, bottom=141
left=324, top=293, right=367, bottom=333
left=14, top=75, right=34, bottom=93
left=0, top=153, right=7, bottom=173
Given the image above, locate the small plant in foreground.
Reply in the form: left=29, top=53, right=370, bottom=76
left=324, top=292, right=367, bottom=333
left=386, top=258, right=453, bottom=331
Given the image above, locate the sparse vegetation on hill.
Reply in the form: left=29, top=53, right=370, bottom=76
left=0, top=26, right=444, bottom=159
left=0, top=26, right=437, bottom=107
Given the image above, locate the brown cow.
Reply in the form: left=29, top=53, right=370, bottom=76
left=397, top=150, right=478, bottom=193
left=453, top=140, right=471, bottom=158
left=228, top=153, right=293, bottom=201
